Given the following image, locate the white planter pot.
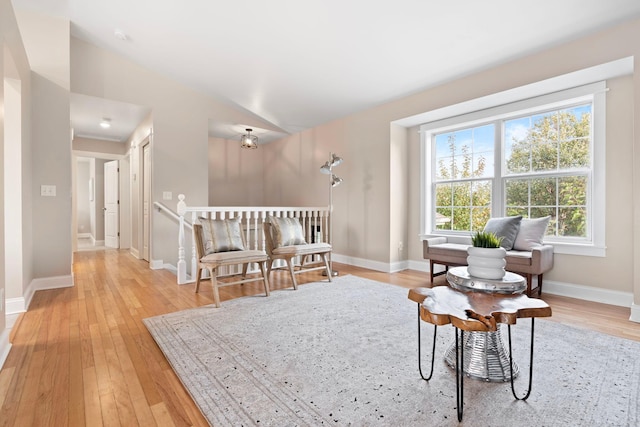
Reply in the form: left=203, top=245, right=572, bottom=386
left=467, top=246, right=507, bottom=280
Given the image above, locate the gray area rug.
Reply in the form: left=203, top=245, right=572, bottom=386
left=143, top=275, right=640, bottom=426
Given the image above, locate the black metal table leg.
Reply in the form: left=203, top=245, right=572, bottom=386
left=455, top=328, right=464, bottom=422
left=417, top=304, right=437, bottom=381
left=508, top=318, right=535, bottom=400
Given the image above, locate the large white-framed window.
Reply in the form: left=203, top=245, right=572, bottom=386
left=421, top=81, right=606, bottom=256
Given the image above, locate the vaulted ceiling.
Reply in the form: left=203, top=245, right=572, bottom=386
left=13, top=0, right=640, bottom=144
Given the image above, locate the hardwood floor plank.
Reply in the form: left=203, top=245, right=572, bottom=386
left=69, top=323, right=86, bottom=427
left=83, top=367, right=103, bottom=427
left=1, top=249, right=639, bottom=427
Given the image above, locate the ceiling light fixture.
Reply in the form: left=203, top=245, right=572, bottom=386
left=240, top=128, right=258, bottom=149
left=100, top=118, right=112, bottom=129
left=114, top=29, right=128, bottom=41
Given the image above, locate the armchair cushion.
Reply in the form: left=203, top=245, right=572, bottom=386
left=513, top=216, right=551, bottom=251
left=198, top=217, right=246, bottom=255
left=269, top=216, right=307, bottom=247
left=483, top=215, right=522, bottom=250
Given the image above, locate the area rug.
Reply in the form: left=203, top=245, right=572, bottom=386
left=143, top=275, right=640, bottom=426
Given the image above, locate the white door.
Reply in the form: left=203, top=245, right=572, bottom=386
left=104, top=160, right=120, bottom=248
left=143, top=144, right=151, bottom=261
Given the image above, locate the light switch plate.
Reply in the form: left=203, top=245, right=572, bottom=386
left=163, top=191, right=172, bottom=200
left=41, top=185, right=57, bottom=196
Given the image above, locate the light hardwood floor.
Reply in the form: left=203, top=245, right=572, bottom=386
left=1, top=249, right=638, bottom=426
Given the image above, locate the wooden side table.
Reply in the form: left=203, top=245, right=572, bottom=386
left=408, top=285, right=551, bottom=421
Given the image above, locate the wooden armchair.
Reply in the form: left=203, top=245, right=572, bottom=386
left=263, top=218, right=332, bottom=289
left=194, top=221, right=270, bottom=308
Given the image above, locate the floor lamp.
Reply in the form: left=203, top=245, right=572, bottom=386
left=320, top=152, right=343, bottom=276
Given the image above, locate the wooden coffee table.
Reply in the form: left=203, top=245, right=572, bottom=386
left=408, top=284, right=551, bottom=421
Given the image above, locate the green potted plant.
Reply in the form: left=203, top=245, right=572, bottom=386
left=467, top=231, right=507, bottom=279
left=471, top=231, right=503, bottom=248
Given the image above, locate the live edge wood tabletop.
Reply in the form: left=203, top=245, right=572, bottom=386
left=408, top=286, right=552, bottom=331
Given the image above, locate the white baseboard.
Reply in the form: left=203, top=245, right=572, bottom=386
left=6, top=274, right=74, bottom=318
left=332, top=253, right=396, bottom=273
left=150, top=259, right=164, bottom=270
left=0, top=328, right=11, bottom=370
left=163, top=264, right=177, bottom=274
left=543, top=279, right=633, bottom=308
left=629, top=303, right=640, bottom=323
left=130, top=247, right=140, bottom=259
left=78, top=232, right=92, bottom=239
left=407, top=259, right=430, bottom=273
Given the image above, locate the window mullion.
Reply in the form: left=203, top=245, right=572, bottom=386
left=494, top=119, right=503, bottom=217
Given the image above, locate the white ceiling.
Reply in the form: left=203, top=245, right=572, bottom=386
left=12, top=0, right=640, bottom=144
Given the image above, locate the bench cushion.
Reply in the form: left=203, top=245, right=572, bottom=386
left=272, top=242, right=331, bottom=256
left=201, top=249, right=267, bottom=265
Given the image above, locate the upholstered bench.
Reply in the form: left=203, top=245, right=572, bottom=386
left=422, top=216, right=555, bottom=297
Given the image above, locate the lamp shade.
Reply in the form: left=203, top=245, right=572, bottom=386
left=331, top=174, right=343, bottom=187
left=240, top=128, right=258, bottom=149
left=320, top=161, right=332, bottom=174
left=329, top=153, right=343, bottom=167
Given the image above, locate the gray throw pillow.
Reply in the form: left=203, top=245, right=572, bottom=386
left=269, top=216, right=307, bottom=247
left=198, top=217, right=246, bottom=255
left=483, top=216, right=523, bottom=250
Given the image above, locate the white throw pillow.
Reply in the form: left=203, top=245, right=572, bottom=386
left=513, top=216, right=551, bottom=251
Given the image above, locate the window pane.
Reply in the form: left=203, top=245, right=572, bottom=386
left=505, top=117, right=531, bottom=174
left=451, top=207, right=471, bottom=231
left=435, top=183, right=452, bottom=206
left=505, top=105, right=591, bottom=175
left=471, top=207, right=490, bottom=231
left=505, top=179, right=529, bottom=206
left=559, top=138, right=589, bottom=169
left=452, top=182, right=471, bottom=206
left=471, top=180, right=491, bottom=207
left=531, top=140, right=558, bottom=171
left=531, top=111, right=557, bottom=142
left=530, top=178, right=556, bottom=206
left=558, top=176, right=587, bottom=206
left=559, top=207, right=587, bottom=237
left=435, top=125, right=494, bottom=181
left=433, top=178, right=491, bottom=233
left=435, top=207, right=453, bottom=230
left=506, top=206, right=528, bottom=217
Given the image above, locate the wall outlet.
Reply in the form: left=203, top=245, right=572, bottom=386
left=398, top=241, right=403, bottom=252
left=41, top=184, right=57, bottom=197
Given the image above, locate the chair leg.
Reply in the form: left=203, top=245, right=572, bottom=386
left=286, top=258, right=299, bottom=290
left=525, top=274, right=533, bottom=297
left=195, top=267, right=203, bottom=293
left=259, top=261, right=270, bottom=297
left=430, top=260, right=435, bottom=283
left=210, top=267, right=221, bottom=308
left=537, top=274, right=543, bottom=296
left=241, top=262, right=248, bottom=278
left=322, top=254, right=332, bottom=282
left=266, top=259, right=273, bottom=278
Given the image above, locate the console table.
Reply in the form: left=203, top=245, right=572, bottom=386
left=408, top=277, right=551, bottom=421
